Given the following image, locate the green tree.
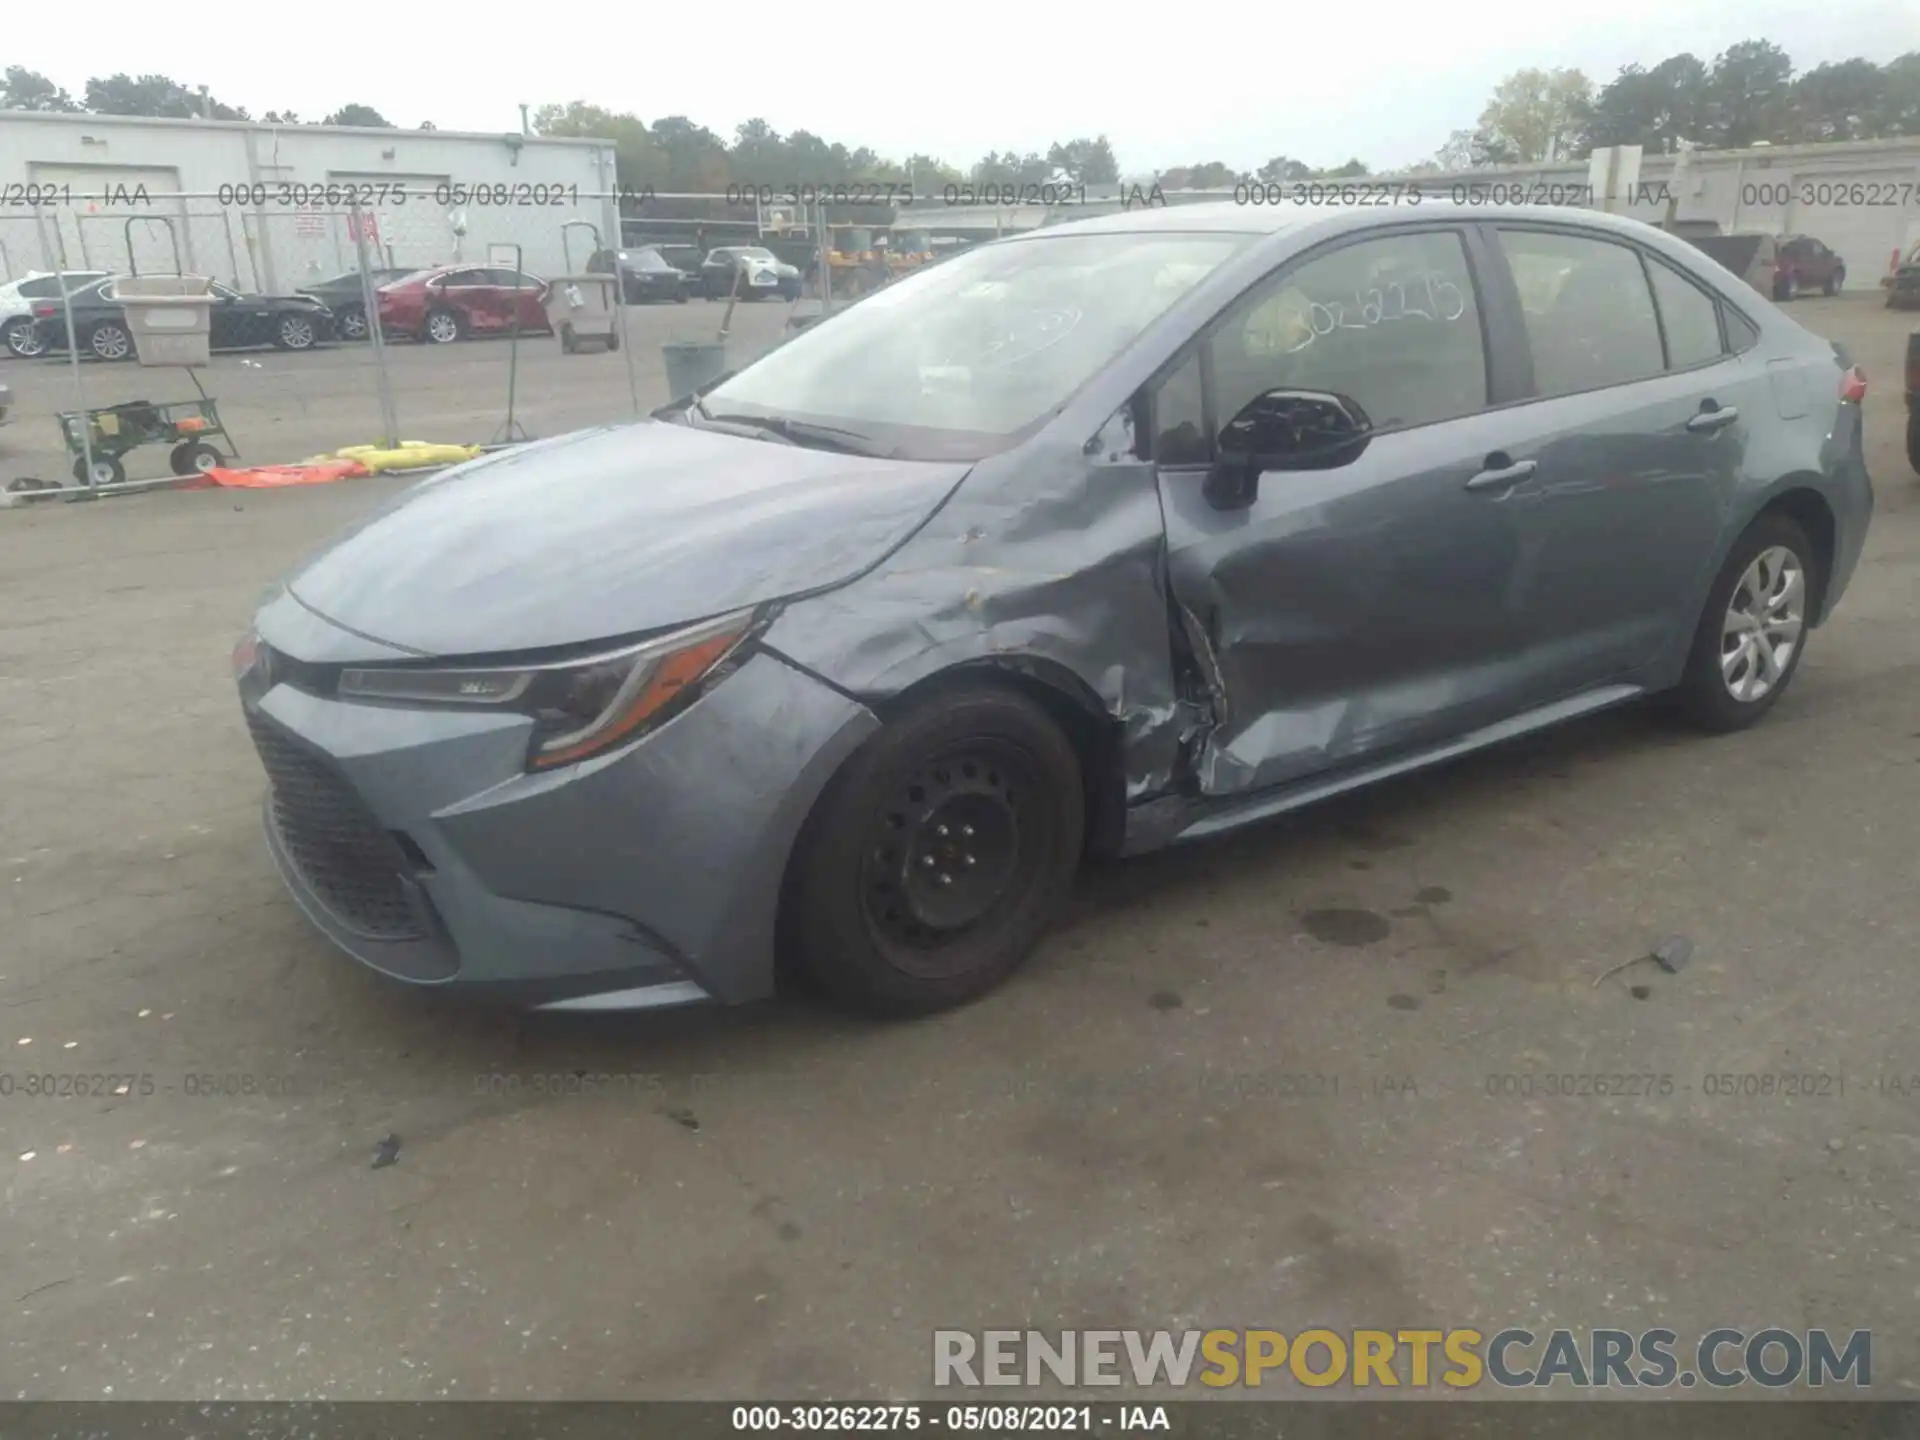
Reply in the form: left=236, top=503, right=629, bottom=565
left=323, top=103, right=392, bottom=128
left=1156, top=161, right=1238, bottom=189
left=649, top=115, right=731, bottom=190
left=971, top=151, right=1053, bottom=186
left=1873, top=51, right=1920, bottom=135
left=1047, top=136, right=1120, bottom=184
left=1257, top=155, right=1312, bottom=182
left=533, top=101, right=660, bottom=188
left=1315, top=158, right=1370, bottom=178
left=1581, top=54, right=1708, bottom=154
left=1790, top=59, right=1886, bottom=141
left=1475, top=66, right=1593, bottom=161
left=1, top=65, right=79, bottom=111
left=84, top=73, right=247, bottom=119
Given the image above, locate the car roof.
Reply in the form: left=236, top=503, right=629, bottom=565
left=1012, top=199, right=1703, bottom=245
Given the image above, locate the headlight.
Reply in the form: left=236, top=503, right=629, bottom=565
left=336, top=610, right=754, bottom=770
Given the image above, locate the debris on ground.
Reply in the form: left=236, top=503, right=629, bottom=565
left=371, top=1133, right=402, bottom=1169
left=664, top=1108, right=700, bottom=1132
left=1594, top=935, right=1697, bottom=988
left=1650, top=935, right=1694, bottom=974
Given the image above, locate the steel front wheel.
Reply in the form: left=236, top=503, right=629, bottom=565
left=1826, top=268, right=1844, bottom=296
left=335, top=305, right=368, bottom=341
left=787, top=685, right=1084, bottom=1015
left=1672, top=515, right=1818, bottom=731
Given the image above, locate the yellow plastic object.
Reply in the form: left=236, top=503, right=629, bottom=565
left=332, top=441, right=482, bottom=472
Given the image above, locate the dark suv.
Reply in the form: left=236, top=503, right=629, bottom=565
left=1774, top=235, right=1845, bottom=300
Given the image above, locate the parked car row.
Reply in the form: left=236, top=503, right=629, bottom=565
left=3, top=241, right=824, bottom=362
left=586, top=245, right=804, bottom=304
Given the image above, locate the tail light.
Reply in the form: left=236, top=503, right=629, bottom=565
left=1839, top=366, right=1868, bottom=404
left=32, top=302, right=55, bottom=318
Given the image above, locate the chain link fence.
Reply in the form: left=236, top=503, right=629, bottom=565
left=2, top=188, right=821, bottom=497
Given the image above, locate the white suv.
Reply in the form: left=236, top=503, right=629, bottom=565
left=2, top=271, right=109, bottom=358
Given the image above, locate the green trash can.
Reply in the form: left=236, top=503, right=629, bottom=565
left=662, top=340, right=728, bottom=403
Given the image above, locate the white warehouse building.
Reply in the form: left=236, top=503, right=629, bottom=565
left=0, top=111, right=621, bottom=292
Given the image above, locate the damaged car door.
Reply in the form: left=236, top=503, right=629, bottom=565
left=1151, top=225, right=1539, bottom=796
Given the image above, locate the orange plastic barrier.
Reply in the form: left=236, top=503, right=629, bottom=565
left=184, top=459, right=371, bottom=489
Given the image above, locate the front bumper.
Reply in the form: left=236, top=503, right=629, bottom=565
left=241, top=593, right=878, bottom=1008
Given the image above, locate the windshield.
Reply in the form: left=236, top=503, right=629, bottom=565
left=629, top=250, right=674, bottom=271
left=701, top=231, right=1251, bottom=460
left=740, top=248, right=776, bottom=262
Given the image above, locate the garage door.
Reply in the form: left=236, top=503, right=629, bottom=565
left=1785, top=165, right=1920, bottom=284
left=28, top=163, right=189, bottom=278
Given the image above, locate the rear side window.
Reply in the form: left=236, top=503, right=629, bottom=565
left=1498, top=229, right=1664, bottom=398
left=17, top=277, right=60, bottom=298
left=1724, top=307, right=1760, bottom=351
left=1646, top=259, right=1724, bottom=370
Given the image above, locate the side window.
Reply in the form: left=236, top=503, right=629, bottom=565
left=1498, top=229, right=1664, bottom=398
left=1646, top=259, right=1724, bottom=370
left=1218, top=230, right=1486, bottom=434
left=1154, top=353, right=1207, bottom=465
left=17, top=277, right=58, bottom=298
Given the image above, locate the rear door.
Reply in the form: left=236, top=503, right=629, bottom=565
left=439, top=267, right=497, bottom=330
left=1153, top=224, right=1544, bottom=795
left=507, top=270, right=549, bottom=329
left=1476, top=223, right=1749, bottom=694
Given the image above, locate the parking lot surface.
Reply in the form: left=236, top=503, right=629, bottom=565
left=2, top=292, right=1918, bottom=1401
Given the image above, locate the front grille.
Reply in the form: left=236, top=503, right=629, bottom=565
left=246, top=709, right=426, bottom=940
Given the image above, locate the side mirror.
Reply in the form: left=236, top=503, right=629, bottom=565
left=1204, top=388, right=1374, bottom=510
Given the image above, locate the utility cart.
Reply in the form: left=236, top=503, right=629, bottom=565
left=57, top=382, right=233, bottom=486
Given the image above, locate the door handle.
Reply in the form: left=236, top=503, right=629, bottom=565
left=1465, top=458, right=1537, bottom=492
left=1687, top=405, right=1740, bottom=434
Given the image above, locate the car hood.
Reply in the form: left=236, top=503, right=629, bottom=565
left=285, top=420, right=972, bottom=656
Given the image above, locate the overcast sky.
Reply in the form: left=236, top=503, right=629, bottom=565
left=10, top=0, right=1916, bottom=173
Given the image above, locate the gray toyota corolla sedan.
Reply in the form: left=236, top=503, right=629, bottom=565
left=235, top=200, right=1874, bottom=1016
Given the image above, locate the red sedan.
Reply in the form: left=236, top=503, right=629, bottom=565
left=377, top=264, right=552, bottom=344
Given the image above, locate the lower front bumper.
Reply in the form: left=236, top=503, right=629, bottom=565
left=243, top=621, right=879, bottom=1009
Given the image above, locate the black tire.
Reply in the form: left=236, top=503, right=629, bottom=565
left=1779, top=273, right=1798, bottom=301
left=273, top=312, right=318, bottom=350
left=169, top=441, right=225, bottom=476
left=605, top=328, right=619, bottom=352
left=560, top=324, right=578, bottom=354
left=4, top=316, right=48, bottom=358
left=1907, top=410, right=1920, bottom=476
left=1670, top=513, right=1820, bottom=733
left=786, top=684, right=1084, bottom=1016
left=88, top=321, right=133, bottom=361
left=676, top=292, right=690, bottom=305
left=335, top=305, right=368, bottom=341
left=72, top=452, right=126, bottom=486
left=422, top=307, right=464, bottom=344
left=1825, top=268, right=1845, bottom=297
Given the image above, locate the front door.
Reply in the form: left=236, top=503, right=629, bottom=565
left=1153, top=225, right=1539, bottom=796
